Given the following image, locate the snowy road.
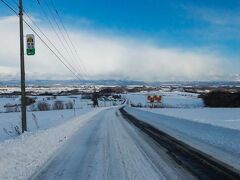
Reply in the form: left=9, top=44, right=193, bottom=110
left=32, top=107, right=194, bottom=180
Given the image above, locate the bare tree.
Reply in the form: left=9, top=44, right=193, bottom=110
left=65, top=101, right=74, bottom=109
left=52, top=100, right=64, bottom=110
left=37, top=101, right=50, bottom=111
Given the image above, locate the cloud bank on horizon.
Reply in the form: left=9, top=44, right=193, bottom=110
left=0, top=0, right=239, bottom=82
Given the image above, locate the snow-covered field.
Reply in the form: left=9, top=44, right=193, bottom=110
left=0, top=95, right=124, bottom=140
left=124, top=91, right=204, bottom=108
left=0, top=95, right=92, bottom=112
left=0, top=85, right=95, bottom=94
left=141, top=108, right=240, bottom=130
left=0, top=94, right=96, bottom=142
left=0, top=108, right=93, bottom=142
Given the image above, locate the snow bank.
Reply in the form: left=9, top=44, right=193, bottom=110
left=125, top=107, right=240, bottom=170
left=0, top=107, right=106, bottom=180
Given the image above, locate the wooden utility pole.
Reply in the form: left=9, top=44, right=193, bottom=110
left=19, top=0, right=27, bottom=132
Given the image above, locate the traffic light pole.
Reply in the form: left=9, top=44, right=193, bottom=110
left=19, top=0, right=27, bottom=133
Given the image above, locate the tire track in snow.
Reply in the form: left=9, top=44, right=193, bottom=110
left=33, top=107, right=195, bottom=180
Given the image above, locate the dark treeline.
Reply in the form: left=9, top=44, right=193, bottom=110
left=201, top=91, right=240, bottom=107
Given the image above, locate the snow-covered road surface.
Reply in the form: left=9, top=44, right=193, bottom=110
left=32, top=107, right=194, bottom=180
left=0, top=108, right=106, bottom=180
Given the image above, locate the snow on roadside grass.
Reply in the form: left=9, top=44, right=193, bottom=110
left=0, top=108, right=93, bottom=142
left=0, top=107, right=107, bottom=180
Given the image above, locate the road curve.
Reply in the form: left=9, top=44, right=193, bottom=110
left=31, top=107, right=195, bottom=180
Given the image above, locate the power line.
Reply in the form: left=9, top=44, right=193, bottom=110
left=23, top=19, right=82, bottom=81
left=34, top=0, right=84, bottom=80
left=23, top=11, right=84, bottom=80
left=55, top=10, right=89, bottom=78
left=48, top=0, right=89, bottom=78
left=38, top=0, right=87, bottom=79
left=13, top=0, right=91, bottom=80
left=51, top=1, right=91, bottom=78
left=0, top=0, right=83, bottom=81
left=1, top=0, right=18, bottom=14
left=11, top=0, right=85, bottom=81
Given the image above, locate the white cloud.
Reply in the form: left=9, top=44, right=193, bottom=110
left=0, top=16, right=238, bottom=81
left=181, top=6, right=240, bottom=41
left=193, top=8, right=240, bottom=26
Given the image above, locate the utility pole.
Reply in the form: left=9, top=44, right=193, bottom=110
left=19, top=0, right=27, bottom=133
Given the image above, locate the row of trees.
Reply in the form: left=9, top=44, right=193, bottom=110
left=33, top=100, right=74, bottom=111
left=201, top=91, right=240, bottom=107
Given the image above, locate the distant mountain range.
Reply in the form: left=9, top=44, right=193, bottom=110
left=0, top=79, right=239, bottom=87
left=0, top=80, right=145, bottom=86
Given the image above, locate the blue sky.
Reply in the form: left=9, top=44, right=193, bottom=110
left=44, top=0, right=240, bottom=49
left=0, top=0, right=239, bottom=81
left=1, top=0, right=236, bottom=53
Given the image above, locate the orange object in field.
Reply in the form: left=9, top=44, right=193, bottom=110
left=155, top=95, right=162, bottom=102
left=147, top=95, right=151, bottom=101
left=147, top=95, right=162, bottom=103
left=147, top=95, right=154, bottom=102
left=150, top=96, right=154, bottom=102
